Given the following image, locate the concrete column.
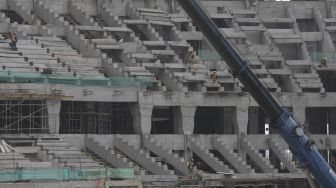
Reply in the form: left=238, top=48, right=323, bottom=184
left=235, top=96, right=249, bottom=161
left=236, top=106, right=249, bottom=161
left=130, top=103, right=153, bottom=134
left=292, top=105, right=306, bottom=125
left=47, top=100, right=61, bottom=134
left=174, top=106, right=196, bottom=134
left=235, top=105, right=249, bottom=134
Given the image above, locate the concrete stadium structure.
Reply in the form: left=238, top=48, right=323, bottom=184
left=0, top=0, right=336, bottom=187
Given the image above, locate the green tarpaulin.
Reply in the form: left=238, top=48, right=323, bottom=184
left=0, top=70, right=153, bottom=88
left=0, top=167, right=134, bottom=182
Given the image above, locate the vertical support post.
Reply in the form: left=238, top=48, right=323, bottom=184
left=173, top=106, right=196, bottom=134
left=47, top=100, right=61, bottom=134
left=130, top=103, right=153, bottom=134
left=292, top=104, right=306, bottom=126
left=234, top=96, right=249, bottom=160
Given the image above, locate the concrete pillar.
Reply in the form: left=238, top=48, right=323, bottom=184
left=235, top=106, right=249, bottom=134
left=130, top=103, right=153, bottom=134
left=235, top=96, right=249, bottom=161
left=292, top=104, right=306, bottom=125
left=174, top=106, right=196, bottom=134
left=236, top=106, right=249, bottom=161
left=47, top=100, right=61, bottom=134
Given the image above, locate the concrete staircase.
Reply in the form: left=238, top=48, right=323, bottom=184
left=113, top=136, right=174, bottom=175
left=188, top=138, right=234, bottom=174
left=260, top=30, right=302, bottom=92
left=213, top=137, right=255, bottom=173
left=68, top=2, right=97, bottom=26
left=240, top=138, right=278, bottom=173
left=143, top=135, right=188, bottom=176
left=125, top=3, right=183, bottom=63
left=220, top=10, right=285, bottom=92
left=36, top=1, right=103, bottom=58
left=126, top=4, right=163, bottom=41
left=85, top=136, right=146, bottom=175
left=0, top=152, right=52, bottom=169
left=37, top=137, right=101, bottom=168
left=268, top=138, right=299, bottom=173
left=74, top=3, right=167, bottom=86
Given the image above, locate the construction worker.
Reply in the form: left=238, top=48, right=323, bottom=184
left=10, top=32, right=17, bottom=51
left=188, top=47, right=195, bottom=65
left=188, top=47, right=197, bottom=74
left=211, top=69, right=218, bottom=82
left=319, top=57, right=328, bottom=68
left=187, top=158, right=195, bottom=180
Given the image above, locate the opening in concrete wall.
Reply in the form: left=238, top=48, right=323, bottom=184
left=306, top=108, right=336, bottom=167
left=60, top=102, right=133, bottom=134
left=151, top=106, right=174, bottom=134
left=102, top=49, right=123, bottom=62
left=245, top=31, right=264, bottom=44
left=277, top=43, right=303, bottom=60
left=305, top=107, right=336, bottom=134
left=1, top=10, right=24, bottom=24
left=194, top=107, right=235, bottom=134
left=248, top=107, right=266, bottom=134
left=317, top=71, right=336, bottom=92
left=263, top=22, right=292, bottom=29
left=329, top=32, right=336, bottom=47
left=297, top=19, right=319, bottom=32
left=152, top=25, right=173, bottom=41
left=127, top=24, right=149, bottom=41
left=211, top=18, right=233, bottom=28
left=237, top=21, right=260, bottom=27
left=176, top=22, right=190, bottom=32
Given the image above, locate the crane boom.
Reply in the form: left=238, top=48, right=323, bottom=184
left=177, top=0, right=336, bottom=187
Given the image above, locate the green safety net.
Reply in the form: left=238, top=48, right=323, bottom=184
left=311, top=52, right=336, bottom=62
left=0, top=167, right=134, bottom=182
left=0, top=71, right=153, bottom=87
left=197, top=49, right=222, bottom=61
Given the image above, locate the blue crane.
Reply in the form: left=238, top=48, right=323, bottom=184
left=176, top=0, right=336, bottom=187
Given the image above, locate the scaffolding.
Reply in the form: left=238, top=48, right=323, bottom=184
left=60, top=102, right=133, bottom=134
left=0, top=100, right=48, bottom=134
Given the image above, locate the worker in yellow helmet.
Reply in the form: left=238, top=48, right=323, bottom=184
left=188, top=47, right=197, bottom=74
left=319, top=57, right=328, bottom=68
